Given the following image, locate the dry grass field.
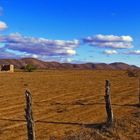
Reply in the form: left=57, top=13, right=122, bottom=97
left=0, top=70, right=139, bottom=140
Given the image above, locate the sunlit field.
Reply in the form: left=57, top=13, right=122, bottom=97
left=0, top=70, right=139, bottom=140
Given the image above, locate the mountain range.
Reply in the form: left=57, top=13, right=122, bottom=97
left=0, top=58, right=138, bottom=70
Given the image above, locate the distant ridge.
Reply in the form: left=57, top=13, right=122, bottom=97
left=0, top=58, right=139, bottom=70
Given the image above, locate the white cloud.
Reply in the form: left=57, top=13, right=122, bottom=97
left=66, top=58, right=72, bottom=63
left=0, top=21, right=7, bottom=30
left=83, top=34, right=133, bottom=49
left=66, top=49, right=76, bottom=55
left=0, top=48, right=19, bottom=58
left=126, top=50, right=140, bottom=55
left=0, top=33, right=79, bottom=59
left=104, top=50, right=118, bottom=55
left=32, top=54, right=39, bottom=58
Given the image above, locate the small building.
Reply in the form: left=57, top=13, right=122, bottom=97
left=0, top=64, right=14, bottom=72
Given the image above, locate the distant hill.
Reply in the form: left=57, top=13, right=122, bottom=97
left=0, top=58, right=139, bottom=70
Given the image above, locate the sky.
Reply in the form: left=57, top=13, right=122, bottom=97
left=0, top=0, right=140, bottom=66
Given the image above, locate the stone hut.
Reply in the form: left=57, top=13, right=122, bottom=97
left=0, top=64, right=14, bottom=72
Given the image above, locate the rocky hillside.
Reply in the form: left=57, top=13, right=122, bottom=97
left=0, top=58, right=138, bottom=70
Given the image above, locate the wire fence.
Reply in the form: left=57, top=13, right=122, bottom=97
left=0, top=79, right=140, bottom=140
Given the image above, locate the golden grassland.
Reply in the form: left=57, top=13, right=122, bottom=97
left=0, top=70, right=139, bottom=140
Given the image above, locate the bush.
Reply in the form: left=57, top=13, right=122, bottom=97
left=24, top=64, right=36, bottom=72
left=126, top=69, right=140, bottom=77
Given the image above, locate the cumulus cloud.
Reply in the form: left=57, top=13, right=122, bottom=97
left=0, top=33, right=79, bottom=59
left=104, top=50, right=118, bottom=55
left=83, top=34, right=133, bottom=49
left=0, top=48, right=19, bottom=58
left=126, top=50, right=140, bottom=55
left=0, top=21, right=8, bottom=30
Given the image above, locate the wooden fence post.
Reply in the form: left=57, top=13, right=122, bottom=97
left=25, top=90, right=36, bottom=140
left=104, top=80, right=114, bottom=127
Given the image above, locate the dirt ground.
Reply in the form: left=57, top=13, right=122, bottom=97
left=0, top=70, right=139, bottom=140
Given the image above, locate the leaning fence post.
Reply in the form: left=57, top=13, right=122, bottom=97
left=25, top=90, right=36, bottom=140
left=104, top=80, right=114, bottom=127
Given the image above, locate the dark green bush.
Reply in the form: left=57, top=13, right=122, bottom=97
left=24, top=64, right=36, bottom=72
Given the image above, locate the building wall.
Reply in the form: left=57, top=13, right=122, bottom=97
left=0, top=65, right=14, bottom=72
left=10, top=65, right=14, bottom=72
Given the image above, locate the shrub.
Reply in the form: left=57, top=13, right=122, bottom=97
left=24, top=64, right=36, bottom=72
left=126, top=69, right=140, bottom=77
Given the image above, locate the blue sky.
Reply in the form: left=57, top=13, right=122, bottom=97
left=0, top=0, right=140, bottom=66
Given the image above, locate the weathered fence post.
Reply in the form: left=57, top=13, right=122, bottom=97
left=25, top=90, right=36, bottom=140
left=104, top=80, right=114, bottom=127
